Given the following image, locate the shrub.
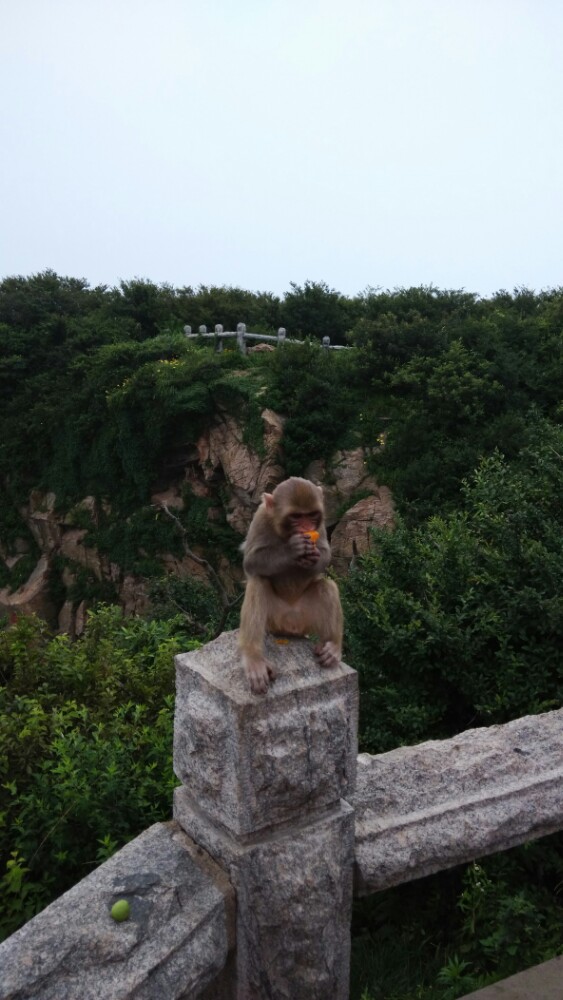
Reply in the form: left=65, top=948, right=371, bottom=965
left=343, top=422, right=563, bottom=753
left=0, top=606, right=197, bottom=940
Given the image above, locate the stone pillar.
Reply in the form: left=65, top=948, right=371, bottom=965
left=214, top=323, right=224, bottom=354
left=236, top=323, right=247, bottom=354
left=173, top=630, right=358, bottom=1000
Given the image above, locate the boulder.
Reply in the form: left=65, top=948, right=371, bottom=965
left=247, top=342, right=275, bottom=352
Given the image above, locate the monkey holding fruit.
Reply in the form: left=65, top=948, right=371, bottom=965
left=239, top=477, right=343, bottom=694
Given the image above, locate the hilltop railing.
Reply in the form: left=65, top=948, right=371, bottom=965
left=183, top=322, right=350, bottom=353
left=1, top=632, right=562, bottom=999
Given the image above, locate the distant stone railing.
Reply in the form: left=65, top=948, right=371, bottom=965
left=1, top=632, right=562, bottom=999
left=183, top=323, right=350, bottom=353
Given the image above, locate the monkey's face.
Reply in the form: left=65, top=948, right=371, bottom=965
left=266, top=477, right=325, bottom=539
left=285, top=510, right=322, bottom=537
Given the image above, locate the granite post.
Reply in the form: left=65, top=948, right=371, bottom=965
left=173, top=630, right=358, bottom=1000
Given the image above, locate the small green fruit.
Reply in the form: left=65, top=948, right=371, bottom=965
left=110, top=899, right=130, bottom=922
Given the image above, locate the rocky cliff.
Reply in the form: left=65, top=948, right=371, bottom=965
left=0, top=409, right=393, bottom=633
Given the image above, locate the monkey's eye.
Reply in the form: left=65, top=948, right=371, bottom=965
left=304, top=512, right=322, bottom=527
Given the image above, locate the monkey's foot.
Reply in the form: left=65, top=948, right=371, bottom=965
left=313, top=641, right=341, bottom=669
left=245, top=658, right=276, bottom=695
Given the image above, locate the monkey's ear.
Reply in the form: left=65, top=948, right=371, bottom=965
left=263, top=492, right=275, bottom=511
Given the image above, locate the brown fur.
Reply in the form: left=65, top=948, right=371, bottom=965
left=239, top=477, right=343, bottom=694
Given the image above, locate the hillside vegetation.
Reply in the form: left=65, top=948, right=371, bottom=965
left=1, top=272, right=562, bottom=997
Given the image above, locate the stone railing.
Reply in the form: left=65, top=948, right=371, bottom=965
left=183, top=323, right=350, bottom=353
left=1, top=631, right=562, bottom=999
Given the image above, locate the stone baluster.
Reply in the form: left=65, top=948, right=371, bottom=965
left=173, top=630, right=358, bottom=1000
left=236, top=323, right=247, bottom=354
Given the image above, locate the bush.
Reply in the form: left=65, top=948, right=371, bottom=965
left=343, top=422, right=563, bottom=753
left=0, top=606, right=197, bottom=940
left=350, top=834, right=563, bottom=1000
left=263, top=340, right=363, bottom=474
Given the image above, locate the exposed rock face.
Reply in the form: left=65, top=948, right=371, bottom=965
left=60, top=528, right=108, bottom=580
left=196, top=408, right=285, bottom=534
left=75, top=599, right=88, bottom=637
left=0, top=537, right=30, bottom=560
left=1, top=410, right=393, bottom=630
left=120, top=575, right=151, bottom=618
left=306, top=447, right=383, bottom=525
left=64, top=495, right=99, bottom=526
left=150, top=488, right=185, bottom=511
left=331, top=490, right=394, bottom=575
left=58, top=600, right=76, bottom=637
left=22, top=490, right=62, bottom=552
left=159, top=552, right=210, bottom=582
left=0, top=555, right=57, bottom=626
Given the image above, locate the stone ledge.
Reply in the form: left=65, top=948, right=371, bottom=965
left=0, top=821, right=233, bottom=1000
left=459, top=953, right=563, bottom=998
left=353, top=708, right=563, bottom=893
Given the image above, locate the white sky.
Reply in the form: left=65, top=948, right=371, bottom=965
left=1, top=0, right=562, bottom=298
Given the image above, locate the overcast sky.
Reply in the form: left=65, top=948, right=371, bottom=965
left=1, top=0, right=562, bottom=298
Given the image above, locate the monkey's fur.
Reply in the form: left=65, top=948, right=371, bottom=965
left=239, top=477, right=343, bottom=694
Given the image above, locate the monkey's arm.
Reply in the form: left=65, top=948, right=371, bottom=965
left=242, top=535, right=295, bottom=577
left=289, top=531, right=332, bottom=573
left=243, top=523, right=331, bottom=578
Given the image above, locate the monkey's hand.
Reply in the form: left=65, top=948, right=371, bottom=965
left=313, top=641, right=341, bottom=669
left=288, top=532, right=320, bottom=568
left=245, top=656, right=276, bottom=695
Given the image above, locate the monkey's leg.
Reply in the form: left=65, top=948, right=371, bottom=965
left=303, top=578, right=343, bottom=670
left=239, top=577, right=277, bottom=695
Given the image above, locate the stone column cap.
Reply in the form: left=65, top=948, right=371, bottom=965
left=176, top=630, right=356, bottom=703
left=174, top=631, right=358, bottom=837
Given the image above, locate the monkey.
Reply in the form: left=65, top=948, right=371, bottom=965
left=239, top=477, right=343, bottom=694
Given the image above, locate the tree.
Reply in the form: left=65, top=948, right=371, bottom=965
left=343, top=421, right=563, bottom=753
left=281, top=280, right=360, bottom=343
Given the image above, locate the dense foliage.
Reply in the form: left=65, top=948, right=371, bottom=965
left=351, top=836, right=563, bottom=999
left=352, top=286, right=563, bottom=521
left=2, top=273, right=561, bottom=529
left=344, top=421, right=563, bottom=751
left=1, top=271, right=562, bottom=995
left=0, top=606, right=193, bottom=940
